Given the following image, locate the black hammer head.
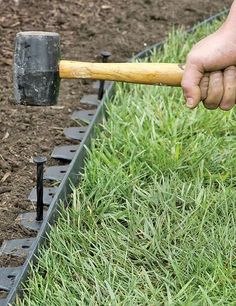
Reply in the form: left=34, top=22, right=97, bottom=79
left=13, top=31, right=60, bottom=106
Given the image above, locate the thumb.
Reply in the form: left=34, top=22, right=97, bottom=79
left=181, top=61, right=203, bottom=109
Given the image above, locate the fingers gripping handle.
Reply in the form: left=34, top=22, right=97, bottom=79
left=59, top=61, right=184, bottom=86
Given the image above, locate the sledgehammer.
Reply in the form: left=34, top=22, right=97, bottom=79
left=13, top=31, right=184, bottom=106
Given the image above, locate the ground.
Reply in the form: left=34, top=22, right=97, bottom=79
left=0, top=0, right=233, bottom=268
left=17, top=19, right=236, bottom=305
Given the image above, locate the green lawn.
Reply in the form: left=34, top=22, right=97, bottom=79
left=18, top=16, right=236, bottom=305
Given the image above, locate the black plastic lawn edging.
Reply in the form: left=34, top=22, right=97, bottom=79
left=0, top=10, right=228, bottom=306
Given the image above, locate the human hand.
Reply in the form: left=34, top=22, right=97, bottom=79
left=182, top=24, right=236, bottom=110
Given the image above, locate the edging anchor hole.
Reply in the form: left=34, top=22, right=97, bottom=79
left=22, top=245, right=30, bottom=249
left=7, top=275, right=15, bottom=280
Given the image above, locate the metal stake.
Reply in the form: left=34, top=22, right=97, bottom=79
left=33, top=156, right=47, bottom=221
left=98, top=51, right=111, bottom=100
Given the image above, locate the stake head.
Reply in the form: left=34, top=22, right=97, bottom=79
left=33, top=156, right=47, bottom=164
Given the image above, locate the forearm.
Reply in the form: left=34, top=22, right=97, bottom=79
left=223, top=1, right=236, bottom=28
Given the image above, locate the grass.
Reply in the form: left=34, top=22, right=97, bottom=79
left=17, top=16, right=236, bottom=305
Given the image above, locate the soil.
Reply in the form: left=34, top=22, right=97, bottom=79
left=0, top=0, right=233, bottom=268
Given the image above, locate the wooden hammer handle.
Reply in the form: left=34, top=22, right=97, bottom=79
left=59, top=61, right=184, bottom=86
